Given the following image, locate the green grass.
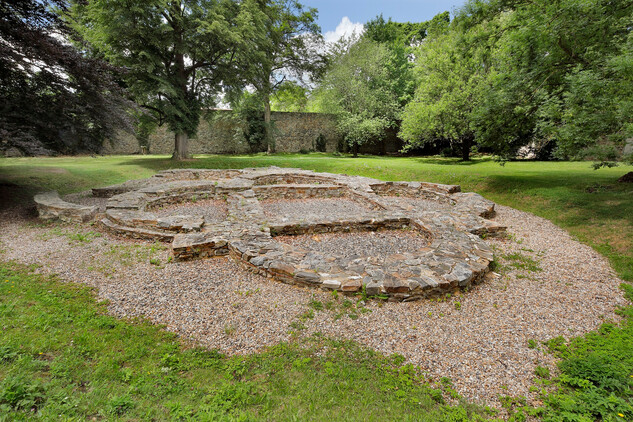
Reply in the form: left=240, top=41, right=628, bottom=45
left=0, top=262, right=495, bottom=421
left=1, top=153, right=631, bottom=281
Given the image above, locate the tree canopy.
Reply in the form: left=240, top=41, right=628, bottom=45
left=237, top=0, right=325, bottom=152
left=399, top=0, right=633, bottom=163
left=0, top=0, right=132, bottom=155
left=73, top=0, right=265, bottom=159
left=313, top=36, right=401, bottom=156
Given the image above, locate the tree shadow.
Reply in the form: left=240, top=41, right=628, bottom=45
left=410, top=156, right=494, bottom=166
left=0, top=179, right=38, bottom=219
left=483, top=172, right=633, bottom=225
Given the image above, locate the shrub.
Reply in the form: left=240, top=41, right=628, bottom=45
left=315, top=133, right=327, bottom=152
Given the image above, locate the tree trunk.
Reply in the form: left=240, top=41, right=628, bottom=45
left=173, top=132, right=189, bottom=160
left=264, top=94, right=274, bottom=154
left=461, top=137, right=471, bottom=161
left=353, top=142, right=358, bottom=158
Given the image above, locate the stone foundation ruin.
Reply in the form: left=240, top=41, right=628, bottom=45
left=34, top=167, right=506, bottom=301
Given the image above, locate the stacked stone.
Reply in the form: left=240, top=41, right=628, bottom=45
left=35, top=167, right=507, bottom=301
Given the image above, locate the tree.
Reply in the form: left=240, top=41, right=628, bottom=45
left=364, top=12, right=449, bottom=47
left=448, top=0, right=633, bottom=162
left=399, top=18, right=493, bottom=161
left=316, top=37, right=401, bottom=157
left=270, top=81, right=308, bottom=112
left=492, top=0, right=633, bottom=161
left=73, top=0, right=263, bottom=160
left=0, top=0, right=132, bottom=155
left=245, top=0, right=325, bottom=153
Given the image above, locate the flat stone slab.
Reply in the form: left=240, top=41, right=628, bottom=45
left=34, top=191, right=98, bottom=223
left=38, top=167, right=507, bottom=301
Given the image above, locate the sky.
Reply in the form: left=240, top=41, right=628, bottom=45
left=304, top=0, right=468, bottom=43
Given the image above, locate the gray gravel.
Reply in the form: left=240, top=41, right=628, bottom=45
left=0, top=202, right=627, bottom=410
left=379, top=196, right=453, bottom=213
left=277, top=230, right=430, bottom=259
left=261, top=198, right=373, bottom=221
left=63, top=191, right=109, bottom=212
left=153, top=199, right=228, bottom=224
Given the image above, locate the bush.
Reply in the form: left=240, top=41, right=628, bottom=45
left=315, top=133, right=327, bottom=152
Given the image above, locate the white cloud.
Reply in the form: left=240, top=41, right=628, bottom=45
left=324, top=17, right=364, bottom=44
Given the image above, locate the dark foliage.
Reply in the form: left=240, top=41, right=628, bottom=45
left=0, top=0, right=132, bottom=155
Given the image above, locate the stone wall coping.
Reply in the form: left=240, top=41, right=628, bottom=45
left=34, top=191, right=98, bottom=223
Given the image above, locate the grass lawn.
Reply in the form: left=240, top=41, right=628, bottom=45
left=1, top=153, right=632, bottom=421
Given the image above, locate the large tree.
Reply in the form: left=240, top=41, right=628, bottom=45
left=399, top=17, right=494, bottom=161
left=73, top=0, right=262, bottom=160
left=245, top=0, right=325, bottom=153
left=0, top=0, right=132, bottom=155
left=315, top=36, right=401, bottom=157
left=412, top=0, right=633, bottom=162
left=482, top=0, right=633, bottom=161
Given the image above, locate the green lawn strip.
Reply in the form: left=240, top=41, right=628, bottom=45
left=536, top=304, right=633, bottom=421
left=0, top=262, right=497, bottom=421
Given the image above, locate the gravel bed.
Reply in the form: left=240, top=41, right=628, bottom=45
left=63, top=191, right=109, bottom=212
left=276, top=230, right=430, bottom=259
left=0, top=201, right=627, bottom=410
left=380, top=196, right=453, bottom=213
left=261, top=198, right=373, bottom=221
left=153, top=199, right=228, bottom=223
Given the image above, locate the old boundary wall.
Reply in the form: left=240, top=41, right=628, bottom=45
left=102, top=110, right=344, bottom=155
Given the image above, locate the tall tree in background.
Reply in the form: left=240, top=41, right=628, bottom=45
left=310, top=12, right=447, bottom=156
left=246, top=0, right=325, bottom=153
left=479, top=0, right=633, bottom=161
left=0, top=0, right=132, bottom=155
left=403, top=0, right=633, bottom=162
left=73, top=0, right=263, bottom=160
left=270, top=81, right=309, bottom=112
left=399, top=13, right=494, bottom=161
left=315, top=36, right=401, bottom=157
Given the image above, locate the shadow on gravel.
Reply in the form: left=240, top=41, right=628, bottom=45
left=0, top=180, right=38, bottom=220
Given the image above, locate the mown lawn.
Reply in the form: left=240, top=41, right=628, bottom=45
left=1, top=153, right=632, bottom=421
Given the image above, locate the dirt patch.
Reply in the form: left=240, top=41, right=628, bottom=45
left=32, top=167, right=71, bottom=175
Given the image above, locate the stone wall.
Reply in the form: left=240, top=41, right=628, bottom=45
left=103, top=110, right=343, bottom=155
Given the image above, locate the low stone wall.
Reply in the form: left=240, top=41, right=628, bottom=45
left=34, top=191, right=98, bottom=223
left=104, top=110, right=343, bottom=155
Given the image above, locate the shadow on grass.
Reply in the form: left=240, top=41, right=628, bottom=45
left=411, top=156, right=494, bottom=166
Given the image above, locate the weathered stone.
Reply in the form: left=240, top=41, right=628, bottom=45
left=365, top=281, right=382, bottom=296
left=46, top=167, right=503, bottom=301
left=269, top=261, right=295, bottom=276
left=294, top=271, right=320, bottom=284
left=34, top=191, right=97, bottom=223
left=449, top=263, right=475, bottom=287
left=322, top=279, right=341, bottom=290
left=383, top=277, right=410, bottom=294
left=341, top=277, right=362, bottom=292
